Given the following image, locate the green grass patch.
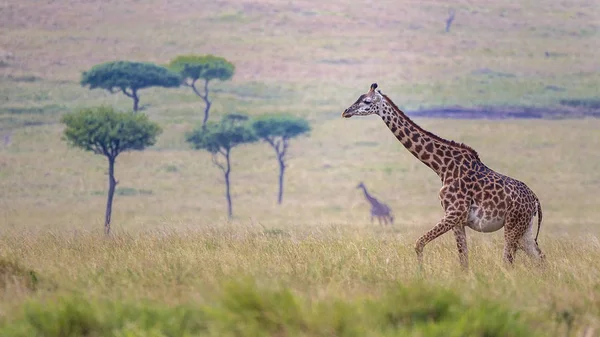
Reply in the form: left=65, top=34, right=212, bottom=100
left=92, top=187, right=153, bottom=197
left=0, top=280, right=540, bottom=336
left=1, top=104, right=65, bottom=115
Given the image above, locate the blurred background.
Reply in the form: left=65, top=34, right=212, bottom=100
left=0, top=0, right=598, bottom=234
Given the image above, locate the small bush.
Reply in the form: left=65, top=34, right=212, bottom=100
left=0, top=297, right=208, bottom=337
left=163, top=164, right=178, bottom=173
left=207, top=279, right=307, bottom=336
left=0, top=258, right=39, bottom=291
left=368, top=283, right=460, bottom=329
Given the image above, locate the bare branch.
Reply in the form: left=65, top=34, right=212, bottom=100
left=100, top=142, right=110, bottom=157
left=211, top=152, right=226, bottom=172
left=281, top=137, right=289, bottom=158
left=274, top=139, right=282, bottom=154
left=92, top=144, right=104, bottom=155
left=191, top=84, right=204, bottom=99
left=121, top=87, right=134, bottom=98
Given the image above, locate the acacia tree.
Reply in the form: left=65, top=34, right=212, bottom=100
left=62, top=106, right=162, bottom=235
left=169, top=55, right=235, bottom=126
left=81, top=61, right=181, bottom=112
left=251, top=114, right=311, bottom=204
left=186, top=114, right=257, bottom=219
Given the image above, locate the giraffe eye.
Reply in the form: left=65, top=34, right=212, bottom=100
left=363, top=99, right=372, bottom=104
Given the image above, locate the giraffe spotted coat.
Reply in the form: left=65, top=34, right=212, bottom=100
left=342, top=83, right=545, bottom=269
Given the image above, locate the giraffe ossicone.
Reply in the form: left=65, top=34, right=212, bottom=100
left=343, top=83, right=545, bottom=269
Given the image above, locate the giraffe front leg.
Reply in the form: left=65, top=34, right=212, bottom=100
left=415, top=217, right=455, bottom=265
left=453, top=225, right=468, bottom=270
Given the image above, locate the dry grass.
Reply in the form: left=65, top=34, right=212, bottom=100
left=0, top=227, right=599, bottom=335
left=1, top=0, right=599, bottom=335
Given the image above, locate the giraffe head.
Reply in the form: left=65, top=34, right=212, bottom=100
left=356, top=182, right=365, bottom=189
left=342, top=83, right=384, bottom=118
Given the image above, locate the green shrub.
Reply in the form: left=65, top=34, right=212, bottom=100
left=0, top=280, right=540, bottom=337
left=0, top=258, right=39, bottom=291
left=207, top=279, right=307, bottom=336
left=0, top=297, right=207, bottom=337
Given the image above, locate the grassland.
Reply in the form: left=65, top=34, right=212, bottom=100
left=1, top=0, right=600, bottom=335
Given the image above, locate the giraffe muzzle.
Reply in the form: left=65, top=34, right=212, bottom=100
left=342, top=109, right=352, bottom=118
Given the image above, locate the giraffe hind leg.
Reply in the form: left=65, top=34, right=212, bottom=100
left=519, top=219, right=545, bottom=263
left=503, top=215, right=529, bottom=265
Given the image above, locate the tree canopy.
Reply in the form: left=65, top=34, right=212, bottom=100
left=81, top=61, right=181, bottom=112
left=169, top=55, right=235, bottom=126
left=187, top=115, right=256, bottom=155
left=62, top=106, right=162, bottom=234
left=251, top=114, right=311, bottom=204
left=169, top=55, right=235, bottom=85
left=62, top=106, right=162, bottom=159
left=186, top=114, right=257, bottom=219
left=251, top=114, right=311, bottom=141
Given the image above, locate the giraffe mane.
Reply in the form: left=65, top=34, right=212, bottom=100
left=381, top=94, right=481, bottom=161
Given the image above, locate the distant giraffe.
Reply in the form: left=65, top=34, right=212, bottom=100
left=342, top=83, right=545, bottom=269
left=356, top=182, right=394, bottom=225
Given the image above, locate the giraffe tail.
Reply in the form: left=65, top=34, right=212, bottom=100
left=535, top=199, right=542, bottom=244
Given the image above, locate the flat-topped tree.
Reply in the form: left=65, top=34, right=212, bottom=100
left=62, top=106, right=162, bottom=235
left=169, top=55, right=235, bottom=126
left=251, top=114, right=311, bottom=204
left=186, top=114, right=257, bottom=219
left=81, top=61, right=181, bottom=112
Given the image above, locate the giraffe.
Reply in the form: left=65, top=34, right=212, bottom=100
left=356, top=182, right=394, bottom=225
left=342, top=83, right=545, bottom=269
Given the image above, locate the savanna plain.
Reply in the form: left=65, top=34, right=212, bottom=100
left=1, top=0, right=600, bottom=336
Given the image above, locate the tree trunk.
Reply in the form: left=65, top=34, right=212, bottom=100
left=224, top=150, right=233, bottom=219
left=132, top=90, right=140, bottom=112
left=277, top=157, right=285, bottom=205
left=105, top=156, right=117, bottom=235
left=202, top=79, right=211, bottom=127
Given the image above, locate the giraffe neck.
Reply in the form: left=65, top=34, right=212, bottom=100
left=378, top=95, right=481, bottom=182
left=360, top=186, right=377, bottom=204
